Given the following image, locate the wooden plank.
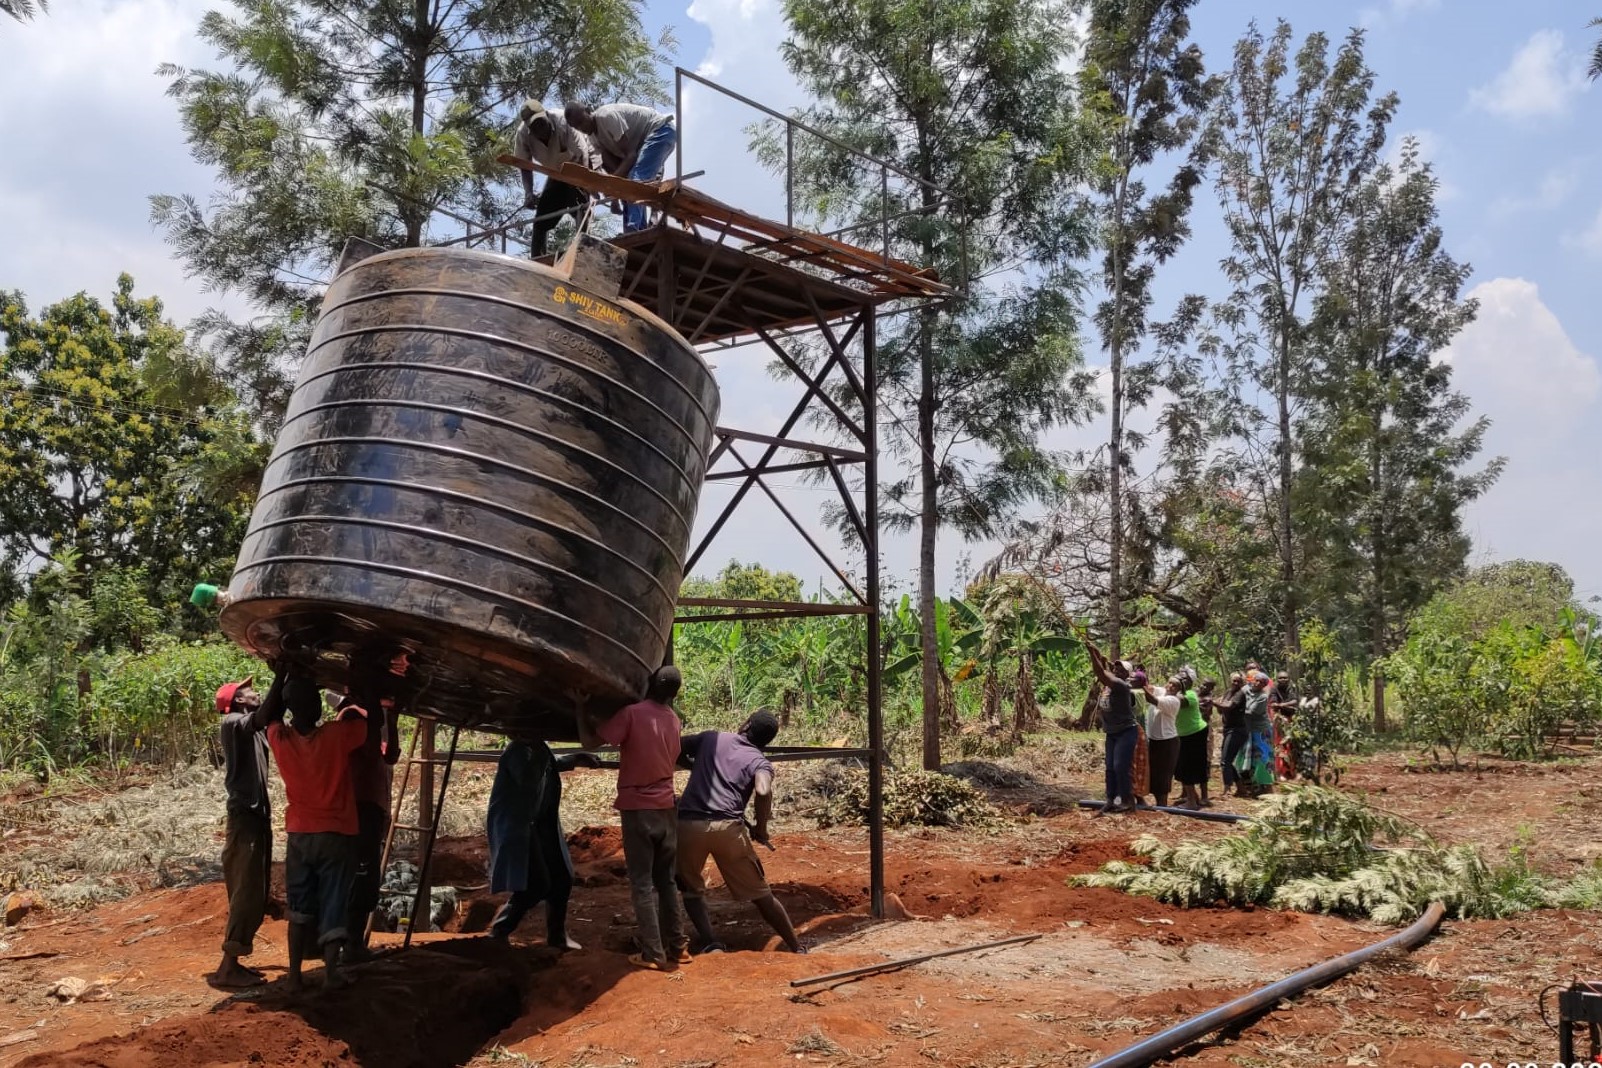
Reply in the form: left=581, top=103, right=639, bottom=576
left=499, top=155, right=947, bottom=297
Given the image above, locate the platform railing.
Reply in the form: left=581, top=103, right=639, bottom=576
left=672, top=66, right=967, bottom=286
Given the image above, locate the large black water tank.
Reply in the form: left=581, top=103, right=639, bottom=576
left=219, top=243, right=719, bottom=738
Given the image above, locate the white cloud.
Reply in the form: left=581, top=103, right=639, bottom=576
left=0, top=0, right=223, bottom=322
left=1359, top=0, right=1440, bottom=29
left=1446, top=279, right=1602, bottom=597
left=1490, top=164, right=1580, bottom=218
left=1566, top=204, right=1602, bottom=259
left=1469, top=30, right=1589, bottom=120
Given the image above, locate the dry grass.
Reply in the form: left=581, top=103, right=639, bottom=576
left=3, top=764, right=287, bottom=907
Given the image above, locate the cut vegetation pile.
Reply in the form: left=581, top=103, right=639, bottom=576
left=811, top=766, right=1003, bottom=829
left=1077, top=786, right=1558, bottom=924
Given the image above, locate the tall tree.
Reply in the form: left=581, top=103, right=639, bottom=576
left=1, top=0, right=44, bottom=26
left=1209, top=21, right=1396, bottom=668
left=1298, top=141, right=1501, bottom=730
left=1079, top=0, right=1214, bottom=658
left=1589, top=17, right=1602, bottom=81
left=154, top=0, right=667, bottom=425
left=776, top=0, right=1098, bottom=769
left=0, top=277, right=253, bottom=607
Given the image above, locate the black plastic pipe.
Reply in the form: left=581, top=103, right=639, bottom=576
left=1076, top=799, right=1255, bottom=825
left=1084, top=900, right=1447, bottom=1068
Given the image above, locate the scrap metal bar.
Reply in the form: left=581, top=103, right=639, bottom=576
left=706, top=458, right=834, bottom=481
left=712, top=428, right=865, bottom=461
left=1076, top=799, right=1254, bottom=825
left=678, top=597, right=870, bottom=612
left=790, top=934, right=1042, bottom=988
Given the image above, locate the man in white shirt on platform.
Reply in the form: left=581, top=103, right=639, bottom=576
left=513, top=99, right=601, bottom=257
left=563, top=102, right=677, bottom=233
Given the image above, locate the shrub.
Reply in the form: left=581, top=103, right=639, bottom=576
left=1077, top=786, right=1551, bottom=925
left=87, top=639, right=265, bottom=766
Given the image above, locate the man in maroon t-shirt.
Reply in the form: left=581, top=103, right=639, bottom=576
left=262, top=669, right=374, bottom=990
left=578, top=666, right=688, bottom=970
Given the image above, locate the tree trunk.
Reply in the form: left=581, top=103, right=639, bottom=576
left=1372, top=665, right=1387, bottom=734
left=1276, top=326, right=1299, bottom=666
left=1013, top=652, right=1038, bottom=737
left=939, top=665, right=957, bottom=732
left=1109, top=338, right=1124, bottom=660
left=918, top=311, right=941, bottom=771
left=404, top=0, right=430, bottom=248
left=981, top=671, right=1002, bottom=730
left=1370, top=407, right=1388, bottom=732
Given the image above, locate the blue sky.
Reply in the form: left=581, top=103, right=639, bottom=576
left=1, top=0, right=1598, bottom=602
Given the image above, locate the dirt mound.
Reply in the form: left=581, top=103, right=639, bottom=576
left=16, top=940, right=532, bottom=1068
left=566, top=824, right=621, bottom=863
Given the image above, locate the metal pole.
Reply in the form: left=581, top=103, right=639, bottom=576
left=786, top=123, right=795, bottom=228
left=790, top=933, right=1040, bottom=988
left=414, top=719, right=435, bottom=928
left=675, top=70, right=683, bottom=186
left=863, top=305, right=885, bottom=921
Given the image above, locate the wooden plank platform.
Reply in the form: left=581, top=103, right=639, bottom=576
left=498, top=154, right=949, bottom=322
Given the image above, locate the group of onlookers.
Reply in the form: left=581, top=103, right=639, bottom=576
left=1085, top=640, right=1301, bottom=814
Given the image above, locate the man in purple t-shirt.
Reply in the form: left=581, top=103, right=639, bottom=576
left=675, top=710, right=803, bottom=954
left=578, top=666, right=689, bottom=971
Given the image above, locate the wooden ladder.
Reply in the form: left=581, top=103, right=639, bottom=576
left=370, top=720, right=461, bottom=949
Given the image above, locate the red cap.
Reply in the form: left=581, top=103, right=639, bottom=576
left=215, top=677, right=254, bottom=714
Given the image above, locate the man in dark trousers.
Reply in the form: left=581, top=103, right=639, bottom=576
left=486, top=739, right=600, bottom=947
left=262, top=668, right=375, bottom=989
left=578, top=666, right=689, bottom=971
left=676, top=709, right=804, bottom=954
left=343, top=650, right=407, bottom=961
left=211, top=676, right=271, bottom=988
left=512, top=98, right=601, bottom=257
left=1084, top=640, right=1139, bottom=814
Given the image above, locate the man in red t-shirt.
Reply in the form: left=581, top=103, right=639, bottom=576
left=261, top=668, right=374, bottom=989
left=578, top=666, right=688, bottom=970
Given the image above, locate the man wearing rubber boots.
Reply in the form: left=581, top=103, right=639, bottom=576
left=676, top=709, right=805, bottom=955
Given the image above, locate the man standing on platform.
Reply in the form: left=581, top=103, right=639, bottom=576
left=676, top=709, right=804, bottom=955
left=210, top=676, right=272, bottom=989
left=562, top=102, right=677, bottom=233
left=513, top=99, right=602, bottom=257
left=578, top=667, right=689, bottom=971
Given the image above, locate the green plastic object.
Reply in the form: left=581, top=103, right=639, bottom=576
left=190, top=583, right=221, bottom=608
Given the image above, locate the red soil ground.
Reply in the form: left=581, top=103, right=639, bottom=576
left=1, top=753, right=1598, bottom=1067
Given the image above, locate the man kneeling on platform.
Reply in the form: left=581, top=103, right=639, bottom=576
left=262, top=667, right=375, bottom=990
left=676, top=710, right=805, bottom=954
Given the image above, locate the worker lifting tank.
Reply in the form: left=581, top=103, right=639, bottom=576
left=217, top=236, right=720, bottom=739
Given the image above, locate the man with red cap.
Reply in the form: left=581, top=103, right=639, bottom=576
left=211, top=675, right=273, bottom=988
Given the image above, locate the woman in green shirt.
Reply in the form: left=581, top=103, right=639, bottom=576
left=1173, top=671, right=1208, bottom=810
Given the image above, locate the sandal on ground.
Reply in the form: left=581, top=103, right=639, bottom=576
left=675, top=946, right=694, bottom=963
left=627, top=953, right=673, bottom=972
